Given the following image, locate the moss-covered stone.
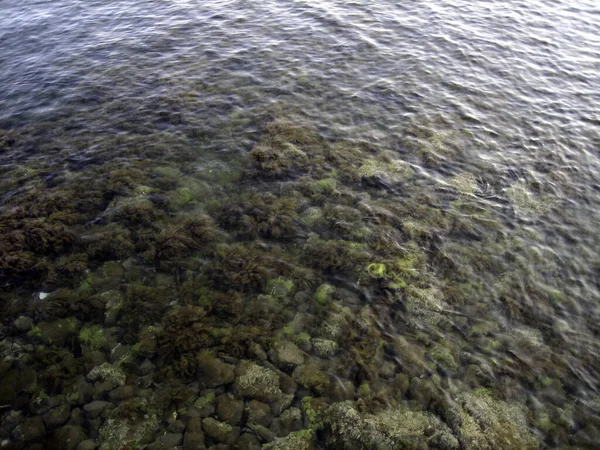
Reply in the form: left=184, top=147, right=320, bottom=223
left=234, top=361, right=282, bottom=402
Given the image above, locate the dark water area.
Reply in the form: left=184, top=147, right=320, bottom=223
left=1, top=0, right=599, bottom=449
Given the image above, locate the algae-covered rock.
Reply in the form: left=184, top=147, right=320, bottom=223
left=196, top=351, right=236, bottom=388
left=262, top=429, right=317, bottom=450
left=216, top=393, right=244, bottom=426
left=234, top=361, right=282, bottom=402
left=358, top=159, right=414, bottom=182
left=202, top=417, right=238, bottom=443
left=37, top=317, right=80, bottom=346
left=292, top=362, right=330, bottom=395
left=325, top=401, right=458, bottom=449
left=456, top=390, right=539, bottom=450
left=311, top=338, right=339, bottom=357
left=87, top=363, right=126, bottom=387
left=246, top=400, right=272, bottom=427
left=99, top=414, right=160, bottom=449
left=269, top=341, right=304, bottom=370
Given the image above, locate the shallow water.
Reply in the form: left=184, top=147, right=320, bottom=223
left=1, top=0, right=599, bottom=449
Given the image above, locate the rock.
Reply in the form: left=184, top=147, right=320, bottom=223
left=44, top=404, right=71, bottom=429
left=311, top=338, right=338, bottom=357
left=262, top=430, right=317, bottom=450
left=14, top=316, right=34, bottom=332
left=12, top=416, right=46, bottom=442
left=233, top=362, right=282, bottom=402
left=37, top=318, right=79, bottom=346
left=187, top=417, right=203, bottom=433
left=216, top=393, right=244, bottom=426
left=83, top=400, right=110, bottom=419
left=167, top=419, right=186, bottom=433
left=183, top=431, right=205, bottom=449
left=29, top=395, right=61, bottom=415
left=246, top=400, right=272, bottom=427
left=87, top=363, right=126, bottom=387
left=248, top=423, right=275, bottom=443
left=268, top=341, right=304, bottom=370
left=272, top=407, right=303, bottom=436
left=68, top=408, right=84, bottom=426
left=194, top=392, right=216, bottom=418
left=196, top=351, right=235, bottom=388
left=407, top=377, right=435, bottom=408
left=139, top=358, right=156, bottom=375
left=237, top=433, right=261, bottom=450
left=108, top=385, right=138, bottom=402
left=291, top=363, right=330, bottom=395
left=202, top=417, right=238, bottom=444
left=76, top=440, right=97, bottom=450
left=0, top=368, right=18, bottom=406
left=52, top=425, right=84, bottom=450
left=159, top=432, right=183, bottom=447
left=0, top=410, right=23, bottom=440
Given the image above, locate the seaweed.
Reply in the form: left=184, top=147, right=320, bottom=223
left=207, top=243, right=282, bottom=292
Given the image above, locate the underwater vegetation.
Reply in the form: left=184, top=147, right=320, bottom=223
left=0, top=112, right=596, bottom=450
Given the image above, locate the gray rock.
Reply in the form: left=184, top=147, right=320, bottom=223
left=76, top=440, right=97, bottom=450
left=12, top=416, right=46, bottom=442
left=83, top=400, right=110, bottom=419
left=108, top=385, right=138, bottom=402
left=183, top=431, right=205, bottom=449
left=44, top=404, right=71, bottom=429
left=216, top=394, right=244, bottom=426
left=159, top=432, right=183, bottom=447
left=14, top=316, right=34, bottom=332
left=268, top=341, right=304, bottom=370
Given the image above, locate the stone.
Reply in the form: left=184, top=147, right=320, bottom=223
left=159, top=432, right=183, bottom=447
left=196, top=351, right=235, bottom=388
left=236, top=433, right=261, bottom=450
left=183, top=431, right=205, bottom=449
left=272, top=407, right=302, bottom=436
left=108, top=385, right=138, bottom=402
left=167, top=419, right=186, bottom=433
left=233, top=362, right=282, bottom=402
left=202, top=418, right=238, bottom=444
left=187, top=417, right=203, bottom=433
left=291, top=363, right=330, bottom=395
left=29, top=394, right=61, bottom=415
left=76, top=440, right=97, bottom=450
left=268, top=341, right=304, bottom=370
left=14, top=316, right=34, bottom=332
left=37, top=318, right=79, bottom=346
left=83, top=401, right=110, bottom=419
left=216, top=394, right=244, bottom=426
left=12, top=416, right=46, bottom=442
left=44, top=404, right=71, bottom=429
left=407, top=377, right=434, bottom=408
left=246, top=400, right=272, bottom=427
left=68, top=408, right=84, bottom=426
left=311, top=338, right=338, bottom=357
left=51, top=425, right=84, bottom=450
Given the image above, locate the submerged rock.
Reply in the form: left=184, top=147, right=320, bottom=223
left=269, top=341, right=304, bottom=370
left=234, top=361, right=283, bottom=402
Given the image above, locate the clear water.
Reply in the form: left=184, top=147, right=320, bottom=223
left=1, top=0, right=599, bottom=448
